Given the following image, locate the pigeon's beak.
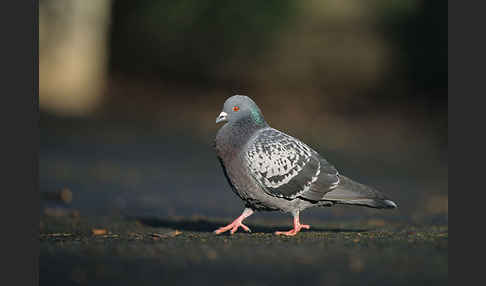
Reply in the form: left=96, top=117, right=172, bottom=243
left=216, top=111, right=228, bottom=124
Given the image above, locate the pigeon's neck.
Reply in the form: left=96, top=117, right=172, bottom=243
left=232, top=115, right=268, bottom=135
left=216, top=118, right=268, bottom=158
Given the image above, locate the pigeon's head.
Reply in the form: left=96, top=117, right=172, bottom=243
left=216, top=95, right=266, bottom=126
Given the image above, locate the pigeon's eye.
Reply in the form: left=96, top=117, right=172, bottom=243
left=233, top=106, right=240, bottom=112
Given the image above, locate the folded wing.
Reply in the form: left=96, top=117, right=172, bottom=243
left=245, top=128, right=339, bottom=201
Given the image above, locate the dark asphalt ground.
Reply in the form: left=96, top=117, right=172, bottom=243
left=40, top=215, right=447, bottom=286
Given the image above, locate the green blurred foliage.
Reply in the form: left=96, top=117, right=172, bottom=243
left=377, top=0, right=447, bottom=101
left=109, top=0, right=297, bottom=83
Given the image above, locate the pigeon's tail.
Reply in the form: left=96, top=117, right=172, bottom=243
left=321, top=175, right=398, bottom=209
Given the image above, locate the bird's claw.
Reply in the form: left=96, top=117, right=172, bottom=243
left=275, top=224, right=310, bottom=236
left=214, top=221, right=251, bottom=235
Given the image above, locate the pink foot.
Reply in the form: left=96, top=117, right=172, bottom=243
left=214, top=208, right=254, bottom=235
left=214, top=220, right=251, bottom=235
left=275, top=215, right=310, bottom=236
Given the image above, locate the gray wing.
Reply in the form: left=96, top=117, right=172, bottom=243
left=245, top=128, right=340, bottom=201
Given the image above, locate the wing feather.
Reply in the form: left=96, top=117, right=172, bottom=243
left=246, top=128, right=339, bottom=200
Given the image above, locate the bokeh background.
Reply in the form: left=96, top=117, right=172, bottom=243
left=40, top=0, right=447, bottom=226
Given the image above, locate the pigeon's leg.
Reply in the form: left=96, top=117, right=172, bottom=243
left=214, top=208, right=254, bottom=235
left=275, top=211, right=310, bottom=236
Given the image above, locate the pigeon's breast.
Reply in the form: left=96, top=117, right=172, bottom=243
left=225, top=152, right=283, bottom=211
left=214, top=126, right=236, bottom=159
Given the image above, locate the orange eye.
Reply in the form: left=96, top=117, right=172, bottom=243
left=233, top=106, right=240, bottom=112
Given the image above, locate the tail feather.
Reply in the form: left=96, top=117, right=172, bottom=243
left=322, top=175, right=398, bottom=209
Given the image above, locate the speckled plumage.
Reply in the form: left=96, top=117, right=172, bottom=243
left=214, top=95, right=397, bottom=235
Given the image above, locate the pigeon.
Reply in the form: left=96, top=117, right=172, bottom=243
left=213, top=95, right=397, bottom=236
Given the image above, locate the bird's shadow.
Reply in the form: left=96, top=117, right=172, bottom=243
left=133, top=217, right=371, bottom=234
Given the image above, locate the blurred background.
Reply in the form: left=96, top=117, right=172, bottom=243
left=40, top=0, right=447, bottom=225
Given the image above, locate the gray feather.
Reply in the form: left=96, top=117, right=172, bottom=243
left=322, top=176, right=398, bottom=209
